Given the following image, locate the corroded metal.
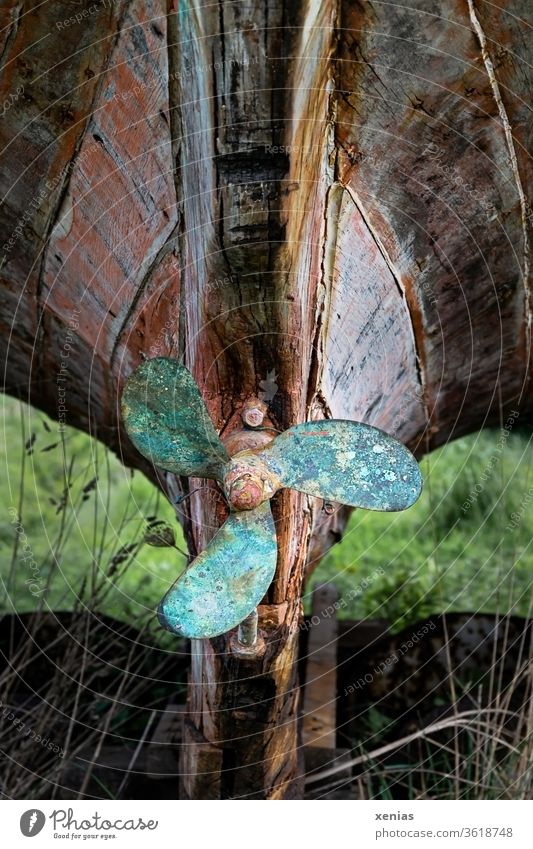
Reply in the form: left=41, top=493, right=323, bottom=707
left=251, top=420, right=422, bottom=511
left=221, top=397, right=275, bottom=455
left=237, top=609, right=258, bottom=646
left=157, top=501, right=277, bottom=639
left=223, top=456, right=277, bottom=511
left=230, top=609, right=267, bottom=659
left=221, top=426, right=276, bottom=457
left=121, top=357, right=229, bottom=480
left=121, top=358, right=423, bottom=641
left=241, top=398, right=268, bottom=428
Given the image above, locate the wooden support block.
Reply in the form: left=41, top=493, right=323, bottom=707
left=302, top=583, right=339, bottom=748
left=145, top=701, right=186, bottom=780
left=180, top=719, right=224, bottom=800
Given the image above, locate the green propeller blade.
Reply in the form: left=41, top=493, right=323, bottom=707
left=254, top=420, right=422, bottom=511
left=157, top=501, right=277, bottom=639
left=121, top=357, right=229, bottom=480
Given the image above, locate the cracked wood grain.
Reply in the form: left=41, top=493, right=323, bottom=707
left=467, top=0, right=531, bottom=366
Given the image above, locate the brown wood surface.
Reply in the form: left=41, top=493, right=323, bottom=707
left=1, top=0, right=531, bottom=798
left=302, top=583, right=340, bottom=748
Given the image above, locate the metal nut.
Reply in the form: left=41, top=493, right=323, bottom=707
left=242, top=406, right=265, bottom=427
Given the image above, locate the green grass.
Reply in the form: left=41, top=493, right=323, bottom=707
left=0, top=395, right=186, bottom=625
left=1, top=395, right=533, bottom=634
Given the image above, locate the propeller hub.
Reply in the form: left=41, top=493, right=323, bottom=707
left=227, top=474, right=264, bottom=511
left=223, top=455, right=277, bottom=511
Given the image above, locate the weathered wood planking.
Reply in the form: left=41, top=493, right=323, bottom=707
left=316, top=183, right=427, bottom=445
left=0, top=0, right=126, bottom=412
left=0, top=0, right=179, bottom=474
left=335, top=0, right=532, bottom=443
left=272, top=0, right=339, bottom=600
left=42, top=0, right=178, bottom=414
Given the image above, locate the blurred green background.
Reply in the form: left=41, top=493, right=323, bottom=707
left=1, top=395, right=532, bottom=635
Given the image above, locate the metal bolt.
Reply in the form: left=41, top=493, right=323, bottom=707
left=242, top=399, right=267, bottom=428
left=243, top=407, right=264, bottom=428
left=229, top=608, right=266, bottom=659
left=237, top=609, right=258, bottom=647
